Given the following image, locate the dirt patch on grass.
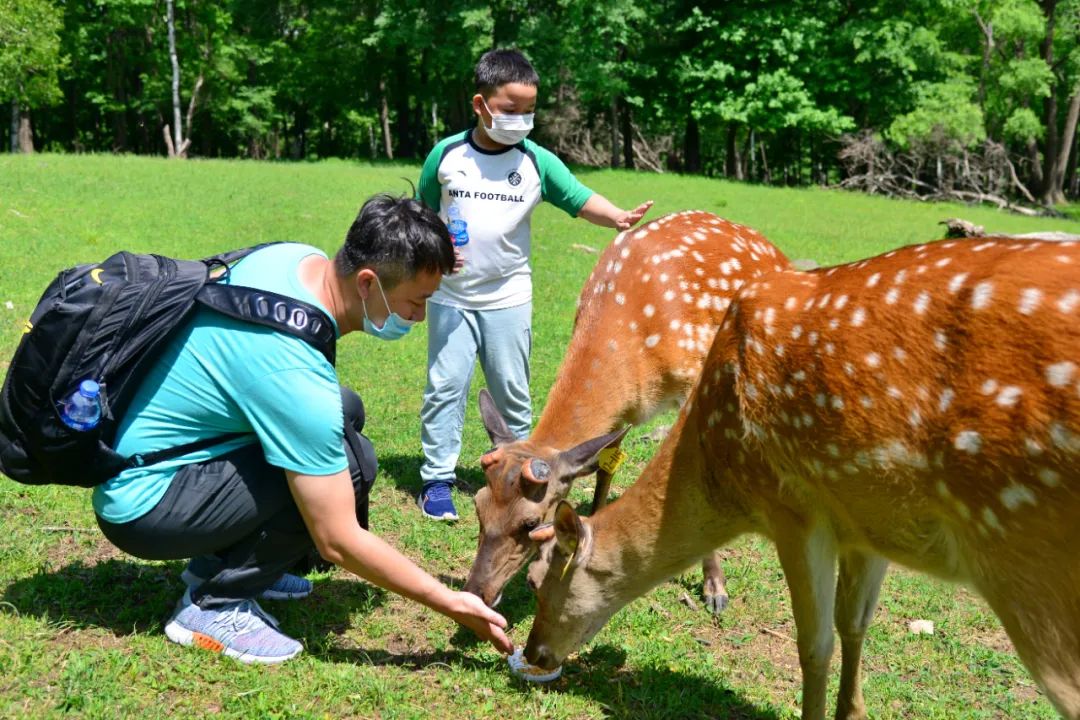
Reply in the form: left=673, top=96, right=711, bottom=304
left=43, top=528, right=123, bottom=571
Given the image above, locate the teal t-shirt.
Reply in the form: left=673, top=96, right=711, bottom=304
left=92, top=243, right=347, bottom=524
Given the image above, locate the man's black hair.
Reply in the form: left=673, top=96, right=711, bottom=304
left=475, top=48, right=539, bottom=97
left=335, top=194, right=455, bottom=288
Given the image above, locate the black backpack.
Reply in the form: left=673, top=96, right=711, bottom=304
left=0, top=244, right=336, bottom=488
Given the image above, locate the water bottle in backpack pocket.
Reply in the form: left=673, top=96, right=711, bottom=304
left=58, top=379, right=102, bottom=431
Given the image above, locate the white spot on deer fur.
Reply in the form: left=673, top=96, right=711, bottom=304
left=620, top=247, right=630, bottom=259
left=954, top=430, right=982, bottom=454
left=866, top=273, right=881, bottom=288
left=851, top=308, right=866, bottom=327
left=730, top=258, right=742, bottom=271
left=831, top=396, right=844, bottom=410
left=885, top=288, right=900, bottom=304
left=973, top=241, right=996, bottom=252
left=1050, top=422, right=1080, bottom=452
left=1000, top=484, right=1037, bottom=511
left=648, top=222, right=660, bottom=231
left=829, top=318, right=840, bottom=330
left=1057, top=255, right=1072, bottom=264
left=865, top=352, right=881, bottom=368
left=792, top=370, right=806, bottom=382
left=894, top=269, right=907, bottom=284
left=664, top=290, right=675, bottom=301
left=816, top=293, right=832, bottom=309
left=645, top=334, right=660, bottom=348
left=893, top=347, right=907, bottom=361
left=887, top=386, right=903, bottom=399
left=834, top=295, right=849, bottom=310
left=996, top=387, right=1022, bottom=407
left=608, top=339, right=618, bottom=352
left=808, top=331, right=819, bottom=346
left=764, top=307, right=777, bottom=325
left=860, top=395, right=874, bottom=409
left=614, top=232, right=627, bottom=245
left=607, top=281, right=615, bottom=292
left=1038, top=468, right=1061, bottom=487
left=935, top=257, right=952, bottom=268
left=824, top=342, right=836, bottom=355
left=844, top=362, right=855, bottom=376
left=948, top=273, right=969, bottom=293
left=643, top=304, right=655, bottom=317
left=1047, top=361, right=1077, bottom=387
left=669, top=319, right=681, bottom=331
left=659, top=273, right=669, bottom=283
left=981, top=379, right=999, bottom=395
left=1057, top=290, right=1080, bottom=313
left=939, top=388, right=955, bottom=412
left=982, top=507, right=1004, bottom=534
left=791, top=325, right=803, bottom=340
left=1018, top=288, right=1042, bottom=315
left=785, top=297, right=797, bottom=311
left=615, top=293, right=626, bottom=305
left=913, top=291, right=931, bottom=315
left=934, top=330, right=947, bottom=352
left=1026, top=438, right=1044, bottom=456
left=634, top=230, right=648, bottom=240
left=972, top=282, right=994, bottom=310
left=629, top=321, right=638, bottom=331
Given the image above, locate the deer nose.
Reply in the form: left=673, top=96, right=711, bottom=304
left=524, top=642, right=557, bottom=669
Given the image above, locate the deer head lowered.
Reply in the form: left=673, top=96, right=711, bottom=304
left=465, top=211, right=790, bottom=612
left=523, top=236, right=1080, bottom=719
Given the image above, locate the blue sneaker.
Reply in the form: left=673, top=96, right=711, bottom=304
left=164, top=589, right=302, bottom=664
left=418, top=482, right=459, bottom=521
left=181, top=567, right=313, bottom=601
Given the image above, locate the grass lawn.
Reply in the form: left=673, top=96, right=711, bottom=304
left=1, top=153, right=1077, bottom=719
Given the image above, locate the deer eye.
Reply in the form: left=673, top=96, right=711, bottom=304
left=522, top=517, right=540, bottom=532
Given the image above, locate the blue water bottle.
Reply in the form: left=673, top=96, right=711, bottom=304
left=446, top=203, right=470, bottom=247
left=59, top=379, right=102, bottom=431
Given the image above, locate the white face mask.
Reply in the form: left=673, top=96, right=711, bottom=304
left=481, top=97, right=534, bottom=145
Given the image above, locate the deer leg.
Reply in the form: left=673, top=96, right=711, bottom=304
left=833, top=551, right=888, bottom=720
left=774, top=522, right=838, bottom=720
left=590, top=469, right=613, bottom=513
left=701, top=552, right=729, bottom=614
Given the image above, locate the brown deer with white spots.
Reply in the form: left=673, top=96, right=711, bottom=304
left=465, top=211, right=790, bottom=613
left=522, top=236, right=1080, bottom=719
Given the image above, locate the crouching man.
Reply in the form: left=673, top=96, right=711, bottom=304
left=93, top=194, right=512, bottom=663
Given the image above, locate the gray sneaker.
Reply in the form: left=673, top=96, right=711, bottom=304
left=164, top=589, right=302, bottom=664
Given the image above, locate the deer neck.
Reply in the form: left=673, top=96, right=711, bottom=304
left=585, top=404, right=752, bottom=598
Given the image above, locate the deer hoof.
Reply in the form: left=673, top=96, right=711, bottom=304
left=703, top=588, right=729, bottom=614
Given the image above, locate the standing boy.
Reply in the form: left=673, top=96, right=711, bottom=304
left=416, top=48, right=652, bottom=520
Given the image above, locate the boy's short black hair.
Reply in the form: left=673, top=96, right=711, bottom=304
left=335, top=194, right=455, bottom=288
left=475, top=49, right=540, bottom=97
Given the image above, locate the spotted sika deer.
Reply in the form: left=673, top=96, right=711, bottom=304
left=523, top=237, right=1080, bottom=719
left=465, top=211, right=790, bottom=613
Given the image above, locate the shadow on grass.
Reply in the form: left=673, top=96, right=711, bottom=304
left=0, top=558, right=388, bottom=654
left=374, top=452, right=486, bottom=499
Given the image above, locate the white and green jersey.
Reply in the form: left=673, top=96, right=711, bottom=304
left=418, top=130, right=594, bottom=310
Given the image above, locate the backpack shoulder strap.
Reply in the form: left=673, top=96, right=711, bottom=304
left=194, top=283, right=337, bottom=366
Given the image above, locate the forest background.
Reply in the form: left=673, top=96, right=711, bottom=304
left=2, top=0, right=1079, bottom=209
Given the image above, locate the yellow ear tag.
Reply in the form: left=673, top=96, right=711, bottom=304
left=598, top=447, right=627, bottom=475
left=560, top=548, right=577, bottom=580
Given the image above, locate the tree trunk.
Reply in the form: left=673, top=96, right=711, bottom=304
left=684, top=115, right=701, bottom=173
left=1046, top=81, right=1080, bottom=205
left=10, top=101, right=16, bottom=153
left=16, top=106, right=33, bottom=153
left=609, top=100, right=619, bottom=168
left=725, top=124, right=742, bottom=179
left=379, top=77, right=393, bottom=160
left=1037, top=0, right=1059, bottom=202
left=620, top=100, right=634, bottom=170
left=166, top=0, right=186, bottom=158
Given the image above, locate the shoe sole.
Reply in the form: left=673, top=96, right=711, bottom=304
left=417, top=499, right=459, bottom=521
left=164, top=618, right=302, bottom=665
left=180, top=569, right=312, bottom=600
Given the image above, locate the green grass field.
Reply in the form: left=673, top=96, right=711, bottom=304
left=1, top=154, right=1077, bottom=719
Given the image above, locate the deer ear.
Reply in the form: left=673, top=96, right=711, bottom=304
left=479, top=389, right=516, bottom=446
left=556, top=426, right=631, bottom=479
left=553, top=500, right=591, bottom=567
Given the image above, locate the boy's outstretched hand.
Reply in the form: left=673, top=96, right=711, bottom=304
left=613, top=200, right=654, bottom=230
left=578, top=194, right=654, bottom=231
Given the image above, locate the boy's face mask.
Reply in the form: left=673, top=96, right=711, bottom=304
left=362, top=273, right=415, bottom=341
left=481, top=97, right=534, bottom=145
